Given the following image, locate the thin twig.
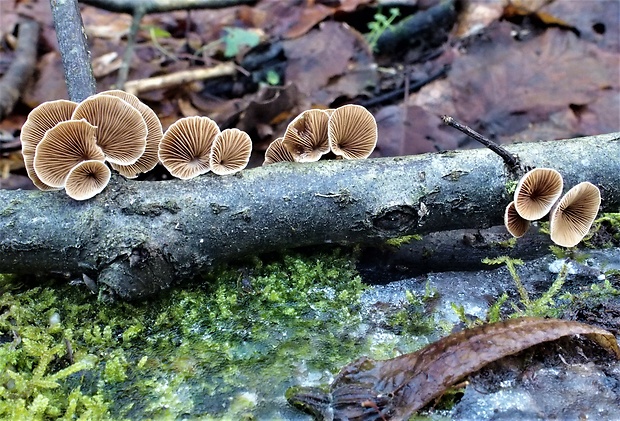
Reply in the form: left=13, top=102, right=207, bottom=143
left=441, top=115, right=520, bottom=169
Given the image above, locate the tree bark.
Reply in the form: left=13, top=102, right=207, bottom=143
left=1, top=133, right=619, bottom=299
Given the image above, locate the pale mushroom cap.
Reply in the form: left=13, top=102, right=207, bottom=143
left=504, top=201, right=531, bottom=238
left=21, top=100, right=78, bottom=190
left=72, top=94, right=147, bottom=165
left=513, top=168, right=563, bottom=221
left=328, top=104, right=377, bottom=160
left=282, top=109, right=330, bottom=162
left=64, top=160, right=111, bottom=200
left=550, top=182, right=601, bottom=247
left=33, top=119, right=105, bottom=188
left=210, top=128, right=253, bottom=175
left=263, top=137, right=295, bottom=165
left=158, top=116, right=220, bottom=180
left=100, top=90, right=163, bottom=178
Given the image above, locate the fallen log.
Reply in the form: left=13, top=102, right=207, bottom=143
left=1, top=132, right=619, bottom=299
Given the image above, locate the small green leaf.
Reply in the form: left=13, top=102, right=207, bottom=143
left=222, top=27, right=261, bottom=58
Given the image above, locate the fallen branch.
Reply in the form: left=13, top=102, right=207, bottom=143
left=124, top=63, right=237, bottom=95
left=79, top=0, right=257, bottom=14
left=1, top=132, right=619, bottom=299
left=0, top=19, right=39, bottom=121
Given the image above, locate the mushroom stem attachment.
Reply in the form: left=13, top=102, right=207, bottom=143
left=441, top=115, right=519, bottom=169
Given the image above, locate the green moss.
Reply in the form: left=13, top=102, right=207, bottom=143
left=505, top=180, right=518, bottom=196
left=385, top=234, right=423, bottom=247
left=388, top=283, right=438, bottom=335
left=495, top=237, right=517, bottom=249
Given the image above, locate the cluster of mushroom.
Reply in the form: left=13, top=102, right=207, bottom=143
left=21, top=90, right=162, bottom=200
left=504, top=168, right=601, bottom=247
left=263, top=104, right=377, bottom=165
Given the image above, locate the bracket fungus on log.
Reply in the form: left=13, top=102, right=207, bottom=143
left=64, top=159, right=111, bottom=200
left=99, top=90, right=163, bottom=178
left=71, top=94, right=147, bottom=165
left=513, top=168, right=564, bottom=221
left=263, top=136, right=295, bottom=165
left=282, top=109, right=330, bottom=162
left=328, top=104, right=378, bottom=159
left=210, top=128, right=252, bottom=175
left=158, top=116, right=220, bottom=179
left=550, top=181, right=601, bottom=247
left=20, top=99, right=78, bottom=190
left=33, top=119, right=105, bottom=188
left=504, top=201, right=530, bottom=238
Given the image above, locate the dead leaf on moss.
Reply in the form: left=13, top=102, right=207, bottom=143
left=288, top=317, right=620, bottom=420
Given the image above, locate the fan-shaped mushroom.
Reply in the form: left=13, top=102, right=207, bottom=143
left=282, top=109, right=330, bottom=162
left=504, top=201, right=530, bottom=238
left=549, top=182, right=601, bottom=247
left=33, top=119, right=105, bottom=188
left=99, top=90, right=163, bottom=178
left=328, top=104, right=377, bottom=159
left=72, top=94, right=147, bottom=165
left=21, top=100, right=78, bottom=190
left=64, top=160, right=111, bottom=200
left=513, top=168, right=563, bottom=221
left=210, top=128, right=252, bottom=175
left=263, top=137, right=295, bottom=165
left=158, top=116, right=220, bottom=179
left=34, top=120, right=105, bottom=187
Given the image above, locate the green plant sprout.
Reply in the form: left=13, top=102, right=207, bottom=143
left=366, top=8, right=400, bottom=51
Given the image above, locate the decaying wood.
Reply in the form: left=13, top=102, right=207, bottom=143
left=0, top=20, right=39, bottom=121
left=1, top=133, right=619, bottom=299
left=287, top=317, right=620, bottom=420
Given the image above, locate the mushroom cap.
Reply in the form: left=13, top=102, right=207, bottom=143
left=33, top=119, right=105, bottom=188
left=21, top=100, right=78, bottom=190
left=158, top=116, right=220, bottom=179
left=263, top=137, right=295, bottom=165
left=513, top=168, right=564, bottom=221
left=328, top=104, right=377, bottom=160
left=549, top=181, right=601, bottom=247
left=210, top=128, right=252, bottom=175
left=72, top=94, right=147, bottom=165
left=504, top=201, right=531, bottom=238
left=282, top=109, right=330, bottom=162
left=64, top=160, right=111, bottom=200
left=100, top=90, right=163, bottom=178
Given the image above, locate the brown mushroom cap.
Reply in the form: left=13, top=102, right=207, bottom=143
left=72, top=94, right=147, bottom=165
left=158, top=116, right=220, bottom=179
left=64, top=160, right=111, bottom=200
left=328, top=104, right=377, bottom=159
left=263, top=137, right=295, bottom=165
left=21, top=100, right=78, bottom=190
left=513, top=168, right=563, bottom=221
left=282, top=109, right=330, bottom=162
left=504, top=201, right=531, bottom=238
left=210, top=128, right=252, bottom=175
left=100, top=90, right=163, bottom=178
left=33, top=119, right=105, bottom=188
left=549, top=182, right=601, bottom=247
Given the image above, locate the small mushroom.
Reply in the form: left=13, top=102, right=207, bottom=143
left=210, top=128, right=252, bottom=175
left=263, top=137, right=295, bottom=165
left=328, top=104, right=377, bottom=159
left=158, top=116, right=220, bottom=179
left=549, top=182, right=601, bottom=247
left=20, top=100, right=78, bottom=190
left=504, top=201, right=531, bottom=238
left=99, top=90, right=163, bottom=178
left=33, top=119, right=105, bottom=188
left=513, top=168, right=563, bottom=221
left=282, top=109, right=330, bottom=162
left=72, top=94, right=147, bottom=165
left=64, top=160, right=111, bottom=200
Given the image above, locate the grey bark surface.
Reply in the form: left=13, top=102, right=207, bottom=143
left=50, top=0, right=96, bottom=102
left=1, top=133, right=619, bottom=299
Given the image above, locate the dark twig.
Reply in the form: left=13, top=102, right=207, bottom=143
left=116, top=5, right=146, bottom=88
left=441, top=115, right=520, bottom=169
left=79, top=0, right=257, bottom=14
left=50, top=0, right=96, bottom=101
left=0, top=19, right=39, bottom=121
